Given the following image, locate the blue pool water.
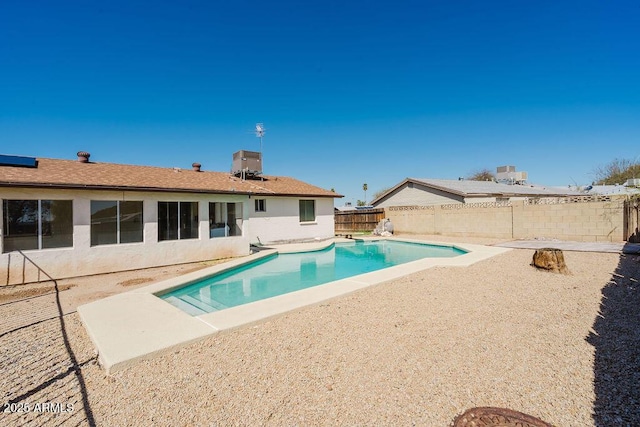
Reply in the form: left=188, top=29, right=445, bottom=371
left=161, top=240, right=466, bottom=316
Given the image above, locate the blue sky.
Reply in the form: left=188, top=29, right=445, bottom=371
left=2, top=0, right=639, bottom=205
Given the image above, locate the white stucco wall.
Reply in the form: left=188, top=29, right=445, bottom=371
left=248, top=197, right=335, bottom=244
left=1, top=188, right=251, bottom=284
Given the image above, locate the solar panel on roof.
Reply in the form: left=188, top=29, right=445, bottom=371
left=0, top=154, right=38, bottom=168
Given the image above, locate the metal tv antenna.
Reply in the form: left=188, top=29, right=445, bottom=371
left=255, top=123, right=265, bottom=175
left=255, top=123, right=265, bottom=151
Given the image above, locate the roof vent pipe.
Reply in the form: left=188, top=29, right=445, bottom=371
left=77, top=151, right=90, bottom=163
left=192, top=162, right=202, bottom=172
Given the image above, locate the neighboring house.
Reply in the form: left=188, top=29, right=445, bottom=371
left=579, top=180, right=640, bottom=197
left=334, top=204, right=375, bottom=212
left=562, top=180, right=640, bottom=197
left=0, top=153, right=340, bottom=283
left=371, top=178, right=580, bottom=208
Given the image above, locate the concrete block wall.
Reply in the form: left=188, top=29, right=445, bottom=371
left=436, top=204, right=513, bottom=239
left=384, top=206, right=436, bottom=235
left=514, top=199, right=624, bottom=242
left=386, top=197, right=626, bottom=242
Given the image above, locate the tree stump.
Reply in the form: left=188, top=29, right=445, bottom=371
left=531, top=248, right=570, bottom=274
left=452, top=407, right=552, bottom=427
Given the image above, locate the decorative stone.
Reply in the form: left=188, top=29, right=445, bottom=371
left=452, top=407, right=552, bottom=427
left=531, top=248, right=570, bottom=274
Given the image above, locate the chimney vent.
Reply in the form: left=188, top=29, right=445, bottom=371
left=192, top=162, right=202, bottom=172
left=77, top=151, right=90, bottom=163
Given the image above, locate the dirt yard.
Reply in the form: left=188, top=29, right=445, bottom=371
left=1, top=236, right=638, bottom=426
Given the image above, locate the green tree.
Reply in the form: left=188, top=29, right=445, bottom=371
left=594, top=158, right=640, bottom=185
left=467, top=168, right=495, bottom=181
left=371, top=187, right=392, bottom=202
left=363, top=183, right=368, bottom=204
left=356, top=200, right=366, bottom=206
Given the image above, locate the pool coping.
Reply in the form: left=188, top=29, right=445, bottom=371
left=77, top=238, right=511, bottom=373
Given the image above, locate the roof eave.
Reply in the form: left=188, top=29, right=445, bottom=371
left=250, top=192, right=343, bottom=198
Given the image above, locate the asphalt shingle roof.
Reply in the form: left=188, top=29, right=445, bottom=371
left=0, top=157, right=340, bottom=198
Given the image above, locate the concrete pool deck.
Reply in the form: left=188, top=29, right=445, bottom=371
left=78, top=237, right=511, bottom=373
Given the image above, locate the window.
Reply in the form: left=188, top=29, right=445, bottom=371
left=91, top=201, right=117, bottom=245
left=2, top=199, right=73, bottom=252
left=120, top=201, right=144, bottom=243
left=209, top=202, right=243, bottom=237
left=158, top=202, right=198, bottom=241
left=299, top=200, right=316, bottom=222
left=90, top=200, right=143, bottom=246
left=255, top=199, right=266, bottom=212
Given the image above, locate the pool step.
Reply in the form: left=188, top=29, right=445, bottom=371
left=163, top=296, right=208, bottom=316
left=180, top=294, right=228, bottom=313
left=163, top=292, right=230, bottom=315
left=193, top=295, right=229, bottom=312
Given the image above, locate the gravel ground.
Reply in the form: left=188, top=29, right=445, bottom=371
left=1, top=236, right=639, bottom=426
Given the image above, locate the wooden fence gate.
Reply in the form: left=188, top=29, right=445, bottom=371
left=334, top=208, right=385, bottom=233
left=624, top=199, right=639, bottom=242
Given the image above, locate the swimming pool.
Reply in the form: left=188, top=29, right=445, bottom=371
left=80, top=239, right=511, bottom=373
left=161, top=240, right=466, bottom=315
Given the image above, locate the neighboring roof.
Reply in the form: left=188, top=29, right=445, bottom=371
left=335, top=205, right=376, bottom=212
left=371, top=178, right=581, bottom=205
left=0, top=157, right=341, bottom=198
left=583, top=184, right=640, bottom=196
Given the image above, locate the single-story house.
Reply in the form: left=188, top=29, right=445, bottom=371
left=1, top=152, right=340, bottom=284
left=371, top=178, right=580, bottom=208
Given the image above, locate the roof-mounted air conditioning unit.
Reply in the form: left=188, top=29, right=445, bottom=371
left=496, top=166, right=527, bottom=185
left=232, top=150, right=262, bottom=178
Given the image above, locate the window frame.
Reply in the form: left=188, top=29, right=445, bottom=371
left=299, top=199, right=316, bottom=223
left=2, top=199, right=73, bottom=252
left=90, top=200, right=144, bottom=246
left=158, top=201, right=199, bottom=241
left=254, top=199, right=266, bottom=212
left=209, top=202, right=243, bottom=238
